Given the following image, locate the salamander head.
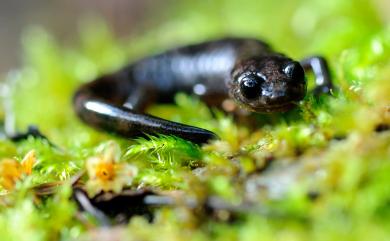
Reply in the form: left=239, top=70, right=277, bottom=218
left=230, top=55, right=306, bottom=112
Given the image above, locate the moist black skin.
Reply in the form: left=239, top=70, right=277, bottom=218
left=73, top=38, right=333, bottom=144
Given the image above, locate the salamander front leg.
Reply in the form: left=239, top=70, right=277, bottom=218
left=123, top=86, right=153, bottom=111
left=300, top=56, right=334, bottom=95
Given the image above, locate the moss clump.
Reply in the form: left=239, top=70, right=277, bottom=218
left=0, top=0, right=389, bottom=240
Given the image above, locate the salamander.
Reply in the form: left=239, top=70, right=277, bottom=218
left=73, top=38, right=333, bottom=144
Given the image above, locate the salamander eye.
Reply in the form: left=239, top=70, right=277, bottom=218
left=239, top=74, right=264, bottom=99
left=283, top=62, right=304, bottom=81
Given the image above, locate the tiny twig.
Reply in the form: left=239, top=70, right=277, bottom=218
left=74, top=189, right=111, bottom=227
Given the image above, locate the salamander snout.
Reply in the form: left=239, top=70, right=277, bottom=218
left=230, top=56, right=307, bottom=112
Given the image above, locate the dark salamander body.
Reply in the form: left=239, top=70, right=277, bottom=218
left=73, top=38, right=333, bottom=144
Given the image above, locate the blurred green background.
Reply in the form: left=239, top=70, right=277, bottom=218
left=0, top=0, right=388, bottom=73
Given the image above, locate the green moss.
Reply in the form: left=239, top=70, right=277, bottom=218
left=0, top=0, right=390, bottom=240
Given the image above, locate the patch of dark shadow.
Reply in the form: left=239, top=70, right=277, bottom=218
left=73, top=189, right=157, bottom=225
left=307, top=190, right=321, bottom=201
left=73, top=187, right=311, bottom=226
left=294, top=147, right=304, bottom=156
left=91, top=189, right=157, bottom=223
left=332, top=134, right=347, bottom=141
left=375, top=123, right=390, bottom=133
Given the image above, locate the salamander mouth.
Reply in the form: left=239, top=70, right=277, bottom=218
left=248, top=102, right=299, bottom=113
left=230, top=85, right=305, bottom=113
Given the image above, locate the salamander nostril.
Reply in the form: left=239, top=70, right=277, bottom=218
left=283, top=61, right=305, bottom=82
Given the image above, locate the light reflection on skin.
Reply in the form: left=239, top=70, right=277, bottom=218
left=85, top=101, right=117, bottom=117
